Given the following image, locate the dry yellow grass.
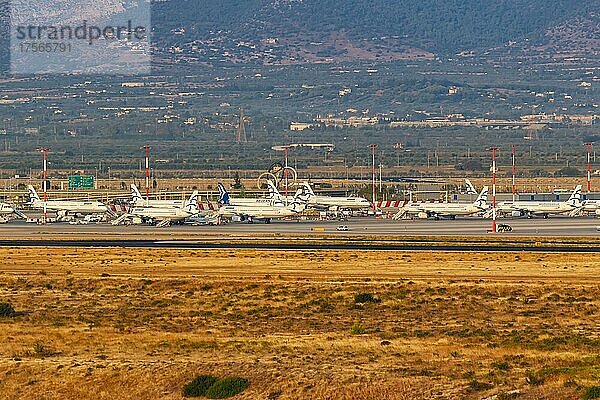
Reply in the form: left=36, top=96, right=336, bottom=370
left=0, top=248, right=599, bottom=399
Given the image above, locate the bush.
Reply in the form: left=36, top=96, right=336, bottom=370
left=0, top=302, right=15, bottom=317
left=525, top=370, right=545, bottom=386
left=350, top=323, right=366, bottom=335
left=182, top=375, right=218, bottom=397
left=32, top=341, right=56, bottom=357
left=491, top=361, right=511, bottom=371
left=354, top=293, right=380, bottom=304
left=468, top=380, right=493, bottom=391
left=584, top=386, right=600, bottom=399
left=205, top=377, right=249, bottom=399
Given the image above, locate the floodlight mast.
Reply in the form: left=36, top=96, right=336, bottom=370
left=37, top=147, right=50, bottom=224
left=585, top=143, right=593, bottom=193
left=141, top=146, right=152, bottom=205
left=489, top=147, right=499, bottom=233
left=370, top=144, right=377, bottom=211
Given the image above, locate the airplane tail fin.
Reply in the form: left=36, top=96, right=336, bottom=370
left=303, top=182, right=316, bottom=196
left=473, top=186, right=489, bottom=209
left=465, top=179, right=477, bottom=195
left=288, top=187, right=310, bottom=213
left=267, top=180, right=281, bottom=199
left=217, top=182, right=230, bottom=205
left=130, top=184, right=144, bottom=203
left=567, top=185, right=583, bottom=207
left=184, top=191, right=200, bottom=213
left=27, top=185, right=40, bottom=203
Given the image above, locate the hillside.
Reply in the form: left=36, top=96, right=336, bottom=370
left=151, top=0, right=599, bottom=64
left=1, top=1, right=598, bottom=71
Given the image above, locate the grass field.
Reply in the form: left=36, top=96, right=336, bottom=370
left=1, top=247, right=600, bottom=399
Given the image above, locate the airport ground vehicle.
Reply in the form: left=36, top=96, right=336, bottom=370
left=497, top=224, right=513, bottom=233
left=336, top=225, right=349, bottom=231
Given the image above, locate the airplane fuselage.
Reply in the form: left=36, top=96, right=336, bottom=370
left=417, top=203, right=484, bottom=218
left=583, top=200, right=600, bottom=212
left=129, top=206, right=195, bottom=220
left=399, top=202, right=486, bottom=218
left=225, top=198, right=282, bottom=208
left=218, top=204, right=297, bottom=220
left=31, top=200, right=108, bottom=214
left=498, top=201, right=576, bottom=216
left=0, top=203, right=15, bottom=215
left=278, top=195, right=370, bottom=210
left=131, top=199, right=186, bottom=208
left=308, top=196, right=371, bottom=210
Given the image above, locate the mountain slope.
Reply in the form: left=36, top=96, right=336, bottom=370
left=150, top=0, right=598, bottom=64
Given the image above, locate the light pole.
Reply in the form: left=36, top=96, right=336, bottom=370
left=283, top=145, right=291, bottom=203
left=489, top=147, right=499, bottom=233
left=369, top=144, right=377, bottom=211
left=511, top=144, right=517, bottom=202
left=141, top=145, right=152, bottom=205
left=393, top=142, right=402, bottom=167
left=585, top=143, right=593, bottom=193
left=37, top=147, right=50, bottom=224
left=379, top=162, right=383, bottom=194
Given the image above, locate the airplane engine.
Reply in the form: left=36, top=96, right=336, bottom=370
left=596, top=210, right=600, bottom=217
left=511, top=211, right=525, bottom=217
left=417, top=212, right=429, bottom=219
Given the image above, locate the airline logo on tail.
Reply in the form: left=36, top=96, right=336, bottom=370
left=217, top=182, right=230, bottom=206
left=288, top=187, right=311, bottom=213
left=465, top=179, right=477, bottom=195
left=130, top=184, right=144, bottom=203
left=27, top=185, right=41, bottom=204
left=566, top=185, right=583, bottom=208
left=473, top=186, right=489, bottom=210
left=183, top=191, right=200, bottom=213
left=302, top=182, right=316, bottom=196
left=266, top=180, right=281, bottom=199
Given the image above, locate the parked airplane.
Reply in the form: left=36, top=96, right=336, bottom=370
left=0, top=203, right=15, bottom=215
left=496, top=185, right=583, bottom=218
left=27, top=185, right=109, bottom=216
left=130, top=184, right=187, bottom=208
left=581, top=199, right=600, bottom=216
left=217, top=185, right=310, bottom=223
left=114, top=190, right=200, bottom=226
left=0, top=202, right=26, bottom=219
left=300, top=182, right=371, bottom=211
left=394, top=186, right=489, bottom=220
left=267, top=182, right=371, bottom=211
left=217, top=181, right=281, bottom=207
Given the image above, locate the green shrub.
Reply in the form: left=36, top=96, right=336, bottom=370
left=492, top=361, right=511, bottom=371
left=32, top=341, right=56, bottom=357
left=182, top=375, right=218, bottom=397
left=350, top=323, right=366, bottom=335
left=584, top=386, right=600, bottom=399
left=0, top=302, right=15, bottom=317
left=525, top=370, right=545, bottom=386
left=354, top=293, right=380, bottom=304
left=205, top=377, right=249, bottom=399
left=468, top=380, right=493, bottom=391
left=498, top=391, right=519, bottom=400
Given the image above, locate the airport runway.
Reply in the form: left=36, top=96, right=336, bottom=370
left=1, top=216, right=598, bottom=237
left=0, top=217, right=597, bottom=252
left=0, top=238, right=597, bottom=252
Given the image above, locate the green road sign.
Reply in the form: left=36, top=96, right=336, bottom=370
left=68, top=175, right=94, bottom=189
